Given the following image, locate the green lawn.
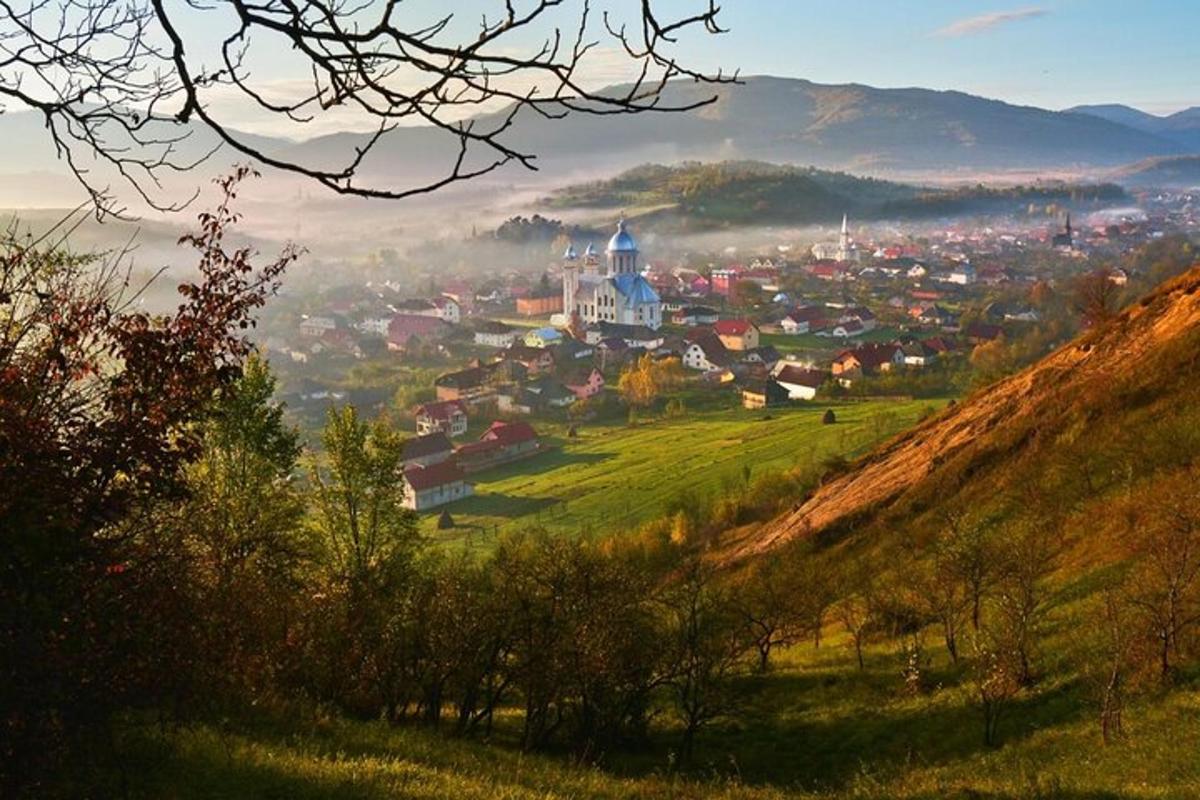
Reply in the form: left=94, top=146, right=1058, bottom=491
left=423, top=397, right=940, bottom=547
left=760, top=326, right=905, bottom=356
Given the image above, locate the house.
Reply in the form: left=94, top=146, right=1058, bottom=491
left=901, top=341, right=939, bottom=367
left=299, top=315, right=338, bottom=337
left=683, top=334, right=731, bottom=372
left=414, top=399, right=469, bottom=437
left=741, top=345, right=782, bottom=370
left=554, top=338, right=595, bottom=363
left=964, top=322, right=1004, bottom=344
left=832, top=343, right=904, bottom=378
left=524, top=377, right=576, bottom=409
left=515, top=293, right=564, bottom=316
left=387, top=313, right=448, bottom=350
left=945, top=263, right=976, bottom=285
left=771, top=364, right=825, bottom=400
left=503, top=344, right=556, bottom=376
left=474, top=321, right=518, bottom=348
left=402, top=461, right=473, bottom=510
left=435, top=365, right=497, bottom=404
left=839, top=307, right=877, bottom=332
left=401, top=431, right=455, bottom=468
left=563, top=367, right=605, bottom=400
left=825, top=319, right=865, bottom=339
left=454, top=421, right=542, bottom=473
left=712, top=319, right=760, bottom=351
left=524, top=326, right=563, bottom=348
left=741, top=379, right=790, bottom=410
left=432, top=296, right=461, bottom=324
left=583, top=322, right=664, bottom=350
left=780, top=306, right=826, bottom=335
left=672, top=306, right=721, bottom=326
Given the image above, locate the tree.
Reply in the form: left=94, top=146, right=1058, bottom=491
left=309, top=406, right=421, bottom=592
left=734, top=559, right=803, bottom=672
left=1126, top=468, right=1200, bottom=684
left=0, top=1, right=733, bottom=215
left=834, top=555, right=879, bottom=670
left=618, top=354, right=685, bottom=409
left=661, top=557, right=750, bottom=763
left=0, top=169, right=294, bottom=789
left=180, top=354, right=308, bottom=698
left=1072, top=270, right=1121, bottom=327
left=992, top=516, right=1062, bottom=686
left=939, top=511, right=1000, bottom=632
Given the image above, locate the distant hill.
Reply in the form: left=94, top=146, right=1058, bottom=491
left=309, top=77, right=1189, bottom=184
left=1109, top=155, right=1200, bottom=188
left=1, top=77, right=1191, bottom=211
left=545, top=161, right=1128, bottom=231
left=1068, top=103, right=1200, bottom=152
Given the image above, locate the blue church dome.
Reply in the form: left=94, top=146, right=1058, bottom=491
left=606, top=218, right=638, bottom=253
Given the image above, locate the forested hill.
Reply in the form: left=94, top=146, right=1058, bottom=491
left=545, top=161, right=1128, bottom=229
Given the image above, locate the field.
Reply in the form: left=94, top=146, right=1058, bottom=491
left=422, top=396, right=940, bottom=547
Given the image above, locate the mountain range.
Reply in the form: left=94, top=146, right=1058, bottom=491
left=1066, top=103, right=1200, bottom=152
left=3, top=77, right=1199, bottom=210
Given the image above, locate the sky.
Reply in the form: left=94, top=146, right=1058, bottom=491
left=178, top=0, right=1200, bottom=137
left=684, top=0, right=1199, bottom=114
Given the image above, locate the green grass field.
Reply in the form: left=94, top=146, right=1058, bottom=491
left=759, top=327, right=905, bottom=356
left=423, top=397, right=939, bottom=547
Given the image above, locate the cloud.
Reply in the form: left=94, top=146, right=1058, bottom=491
left=933, top=7, right=1049, bottom=38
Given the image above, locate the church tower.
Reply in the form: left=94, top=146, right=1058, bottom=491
left=606, top=218, right=638, bottom=275
left=837, top=213, right=852, bottom=262
left=561, top=243, right=579, bottom=315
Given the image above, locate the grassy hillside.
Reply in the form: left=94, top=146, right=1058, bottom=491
left=426, top=395, right=937, bottom=547
left=544, top=161, right=1128, bottom=231
left=116, top=612, right=1200, bottom=799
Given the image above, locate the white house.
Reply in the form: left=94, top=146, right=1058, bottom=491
left=474, top=321, right=518, bottom=348
left=771, top=364, right=825, bottom=400
left=402, top=462, right=473, bottom=510
left=433, top=296, right=461, bottom=324
left=299, top=315, right=337, bottom=337
left=683, top=336, right=730, bottom=372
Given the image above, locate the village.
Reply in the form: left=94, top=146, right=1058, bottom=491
left=255, top=190, right=1198, bottom=525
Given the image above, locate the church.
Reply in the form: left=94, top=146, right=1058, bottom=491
left=562, top=219, right=663, bottom=330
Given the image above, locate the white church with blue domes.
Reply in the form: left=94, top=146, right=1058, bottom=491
left=562, top=218, right=662, bottom=330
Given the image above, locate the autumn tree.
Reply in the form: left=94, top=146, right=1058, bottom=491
left=618, top=354, right=685, bottom=409
left=0, top=169, right=294, bottom=789
left=1072, top=270, right=1121, bottom=327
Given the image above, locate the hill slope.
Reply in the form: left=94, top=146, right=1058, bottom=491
left=1069, top=103, right=1200, bottom=152
left=279, top=77, right=1189, bottom=185
left=1110, top=154, right=1200, bottom=188
left=740, top=262, right=1200, bottom=559
left=546, top=161, right=1128, bottom=229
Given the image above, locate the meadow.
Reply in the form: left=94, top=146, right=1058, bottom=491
left=114, top=615, right=1200, bottom=800
left=422, top=396, right=939, bottom=546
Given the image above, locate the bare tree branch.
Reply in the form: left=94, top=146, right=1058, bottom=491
left=0, top=0, right=736, bottom=217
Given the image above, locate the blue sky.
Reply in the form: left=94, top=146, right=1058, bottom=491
left=187, top=1, right=1199, bottom=137
left=675, top=0, right=1199, bottom=113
